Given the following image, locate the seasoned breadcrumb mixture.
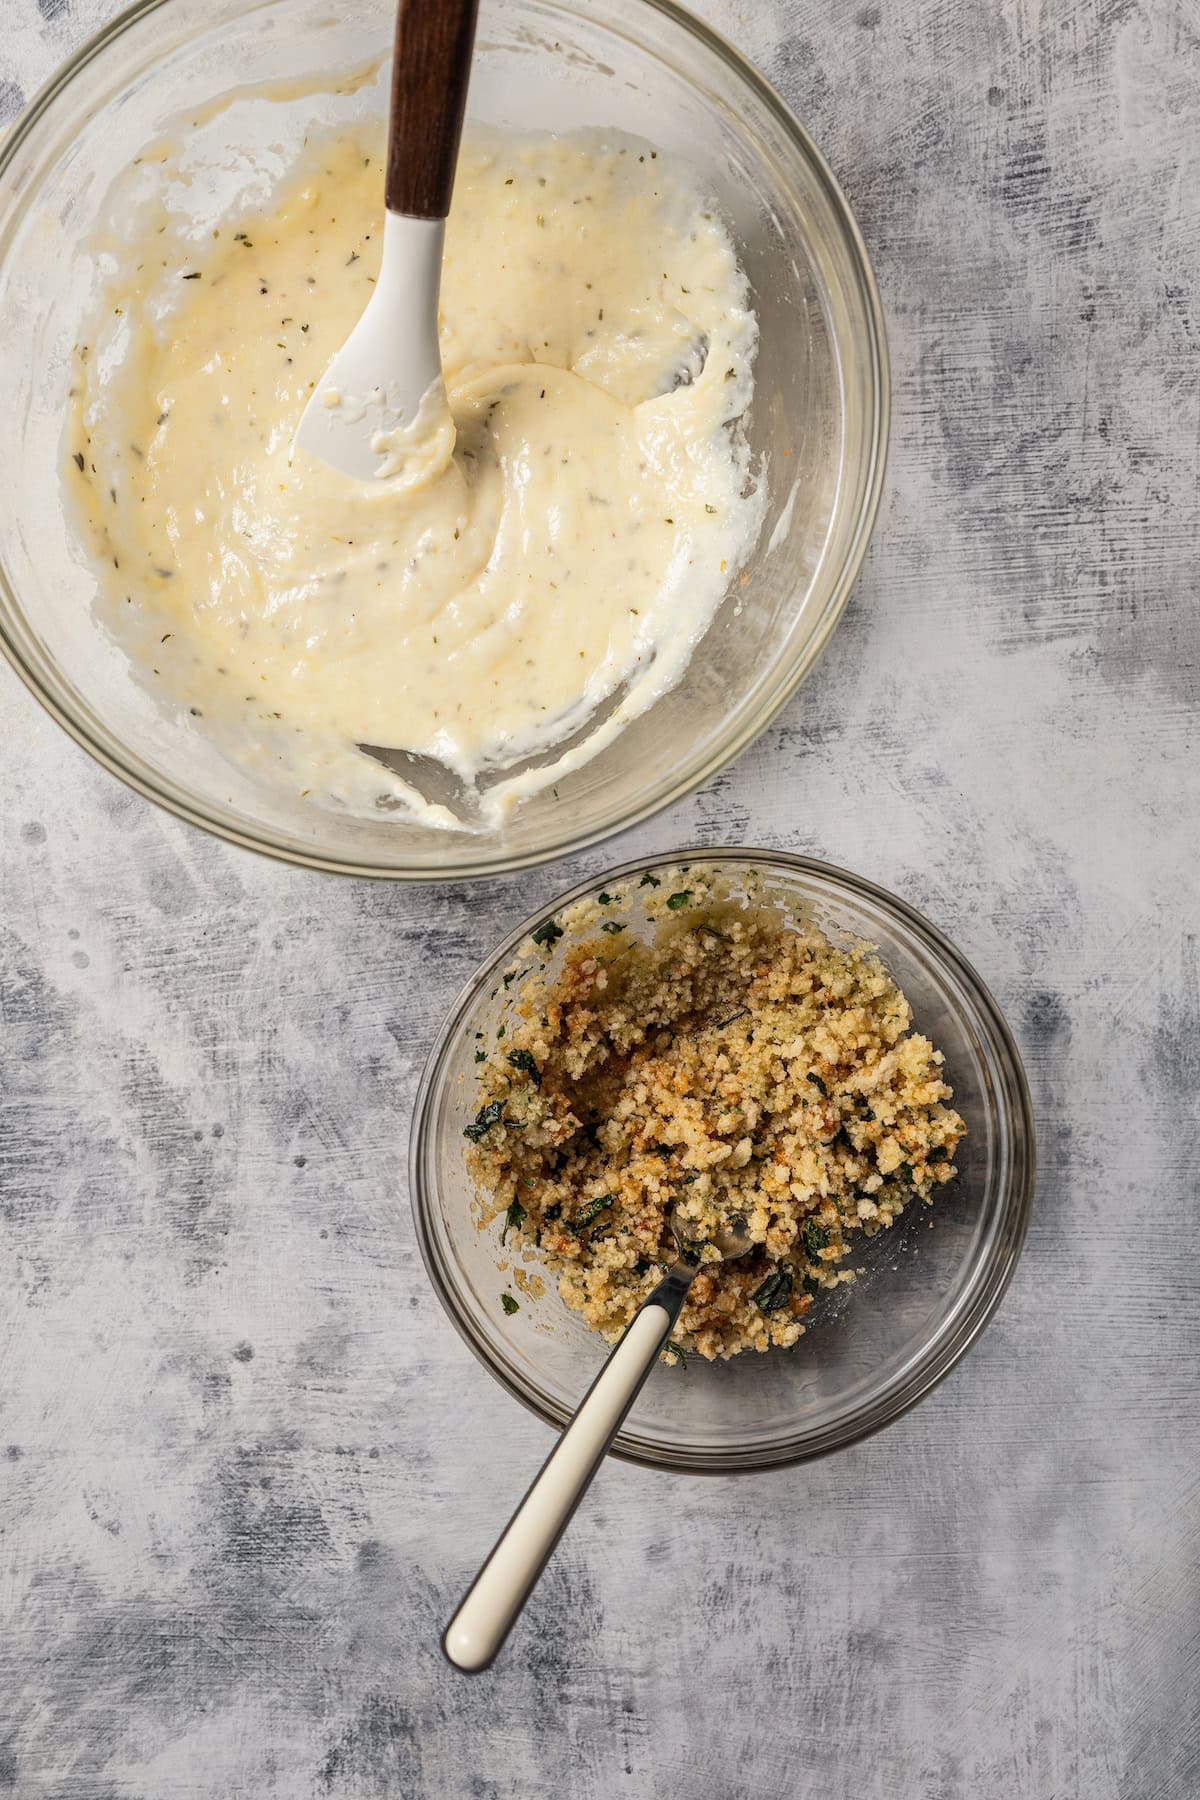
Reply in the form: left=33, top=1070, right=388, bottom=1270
left=466, top=878, right=966, bottom=1361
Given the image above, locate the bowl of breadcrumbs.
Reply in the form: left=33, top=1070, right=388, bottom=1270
left=411, top=852, right=1034, bottom=1471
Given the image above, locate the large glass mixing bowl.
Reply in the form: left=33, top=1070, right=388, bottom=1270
left=411, top=851, right=1034, bottom=1472
left=0, top=0, right=887, bottom=877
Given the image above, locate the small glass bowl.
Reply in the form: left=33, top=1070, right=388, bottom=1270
left=0, top=0, right=886, bottom=878
left=410, top=849, right=1035, bottom=1473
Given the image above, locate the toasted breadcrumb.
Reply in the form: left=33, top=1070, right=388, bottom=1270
left=467, top=878, right=965, bottom=1361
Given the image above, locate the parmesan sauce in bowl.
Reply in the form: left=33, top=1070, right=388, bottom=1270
left=0, top=0, right=888, bottom=875
left=70, top=127, right=761, bottom=828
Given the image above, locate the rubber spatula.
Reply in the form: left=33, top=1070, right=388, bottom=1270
left=293, top=0, right=480, bottom=479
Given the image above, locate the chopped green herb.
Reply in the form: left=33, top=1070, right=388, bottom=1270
left=501, top=1199, right=527, bottom=1243
left=802, top=1220, right=830, bottom=1259
left=598, top=891, right=615, bottom=905
left=532, top=917, right=563, bottom=950
left=664, top=1340, right=687, bottom=1367
left=474, top=1050, right=487, bottom=1063
left=506, top=1048, right=541, bottom=1088
left=679, top=1235, right=706, bottom=1263
left=666, top=891, right=692, bottom=910
left=807, top=1073, right=828, bottom=1097
left=639, top=872, right=661, bottom=887
left=927, top=1145, right=950, bottom=1162
left=463, top=1099, right=505, bottom=1143
left=500, top=1293, right=520, bottom=1316
left=497, top=1025, right=506, bottom=1039
left=601, top=921, right=626, bottom=935
left=753, top=1268, right=794, bottom=1313
left=568, top=1195, right=613, bottom=1233
left=802, top=1274, right=821, bottom=1298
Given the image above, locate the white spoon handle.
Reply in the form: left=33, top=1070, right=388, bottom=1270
left=443, top=1300, right=675, bottom=1673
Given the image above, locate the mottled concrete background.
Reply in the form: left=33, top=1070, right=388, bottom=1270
left=2, top=0, right=1198, bottom=1795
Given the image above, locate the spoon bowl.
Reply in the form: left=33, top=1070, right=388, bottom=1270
left=669, top=1204, right=753, bottom=1266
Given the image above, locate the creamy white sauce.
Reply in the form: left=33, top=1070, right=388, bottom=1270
left=70, top=128, right=760, bottom=828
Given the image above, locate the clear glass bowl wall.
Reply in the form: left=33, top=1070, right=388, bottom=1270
left=0, top=0, right=886, bottom=876
left=411, top=852, right=1035, bottom=1473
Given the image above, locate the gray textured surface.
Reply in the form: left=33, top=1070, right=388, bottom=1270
left=2, top=0, right=1199, bottom=1795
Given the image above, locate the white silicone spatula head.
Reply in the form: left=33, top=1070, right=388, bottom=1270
left=292, top=0, right=480, bottom=481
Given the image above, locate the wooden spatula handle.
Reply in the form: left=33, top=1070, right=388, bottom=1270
left=385, top=0, right=481, bottom=220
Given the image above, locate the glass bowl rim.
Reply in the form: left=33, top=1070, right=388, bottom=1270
left=0, top=0, right=890, bottom=881
left=409, top=845, right=1036, bottom=1474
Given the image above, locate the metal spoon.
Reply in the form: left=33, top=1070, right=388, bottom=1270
left=442, top=1205, right=753, bottom=1673
left=359, top=670, right=642, bottom=822
left=293, top=0, right=479, bottom=480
